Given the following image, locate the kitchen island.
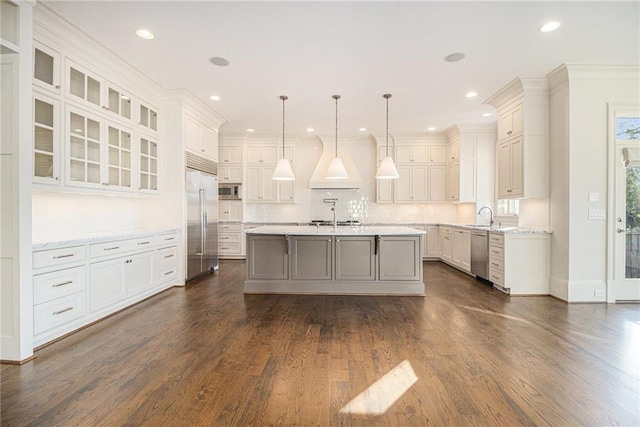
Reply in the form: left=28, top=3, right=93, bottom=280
left=244, top=226, right=425, bottom=295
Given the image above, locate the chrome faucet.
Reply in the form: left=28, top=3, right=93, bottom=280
left=323, top=198, right=338, bottom=231
left=478, top=205, right=494, bottom=227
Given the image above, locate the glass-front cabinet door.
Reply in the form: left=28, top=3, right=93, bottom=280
left=105, top=82, right=133, bottom=122
left=139, top=100, right=159, bottom=133
left=33, top=41, right=61, bottom=95
left=33, top=92, right=60, bottom=184
left=67, top=60, right=102, bottom=108
left=139, top=136, right=158, bottom=192
left=107, top=125, right=132, bottom=189
left=66, top=106, right=103, bottom=188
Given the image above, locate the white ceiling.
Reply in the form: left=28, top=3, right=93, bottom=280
left=42, top=1, right=639, bottom=136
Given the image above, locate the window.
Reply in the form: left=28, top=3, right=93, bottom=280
left=616, top=117, right=640, bottom=141
left=497, top=199, right=519, bottom=216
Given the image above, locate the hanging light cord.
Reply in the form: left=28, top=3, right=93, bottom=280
left=280, top=95, right=287, bottom=157
left=333, top=95, right=340, bottom=157
left=384, top=93, right=392, bottom=157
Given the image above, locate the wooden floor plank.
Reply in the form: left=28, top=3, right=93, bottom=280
left=2, top=260, right=639, bottom=426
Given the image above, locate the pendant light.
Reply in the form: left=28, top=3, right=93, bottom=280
left=326, top=94, right=348, bottom=179
left=272, top=95, right=295, bottom=181
left=375, top=93, right=400, bottom=179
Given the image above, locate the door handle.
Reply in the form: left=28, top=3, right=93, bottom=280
left=617, top=228, right=625, bottom=233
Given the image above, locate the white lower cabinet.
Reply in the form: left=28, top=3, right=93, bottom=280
left=489, top=232, right=549, bottom=295
left=452, top=229, right=471, bottom=273
left=219, top=222, right=243, bottom=258
left=32, top=230, right=179, bottom=348
left=440, top=226, right=453, bottom=263
left=426, top=225, right=440, bottom=258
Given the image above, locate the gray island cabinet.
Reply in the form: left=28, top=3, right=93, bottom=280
left=244, top=226, right=425, bottom=295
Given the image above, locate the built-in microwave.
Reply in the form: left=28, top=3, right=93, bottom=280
left=219, top=183, right=241, bottom=200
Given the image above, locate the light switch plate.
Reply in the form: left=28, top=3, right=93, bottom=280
left=589, top=192, right=600, bottom=203
left=588, top=209, right=606, bottom=220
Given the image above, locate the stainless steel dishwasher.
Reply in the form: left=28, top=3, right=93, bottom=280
left=470, top=230, right=489, bottom=280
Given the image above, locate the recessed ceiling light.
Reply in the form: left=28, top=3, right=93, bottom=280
left=482, top=113, right=492, bottom=117
left=209, top=95, right=221, bottom=101
left=359, top=128, right=367, bottom=132
left=306, top=128, right=314, bottom=133
left=444, top=52, right=466, bottom=63
left=465, top=91, right=478, bottom=98
left=427, top=126, right=436, bottom=131
left=246, top=128, right=255, bottom=133
left=210, top=57, right=230, bottom=67
left=136, top=29, right=154, bottom=40
left=539, top=21, right=561, bottom=33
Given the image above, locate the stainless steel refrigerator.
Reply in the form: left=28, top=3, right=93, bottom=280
left=186, top=157, right=219, bottom=281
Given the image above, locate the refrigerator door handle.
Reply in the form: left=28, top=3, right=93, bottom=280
left=196, top=188, right=204, bottom=255
left=202, top=189, right=207, bottom=254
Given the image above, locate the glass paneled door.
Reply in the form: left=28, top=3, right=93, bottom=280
left=613, top=114, right=640, bottom=301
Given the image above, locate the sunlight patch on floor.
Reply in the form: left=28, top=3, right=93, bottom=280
left=456, top=304, right=534, bottom=325
left=339, top=360, right=418, bottom=416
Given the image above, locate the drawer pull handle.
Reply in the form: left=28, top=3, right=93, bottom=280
left=53, top=307, right=73, bottom=315
left=53, top=254, right=74, bottom=259
left=164, top=270, right=174, bottom=276
left=164, top=237, right=175, bottom=241
left=137, top=241, right=150, bottom=245
left=52, top=280, right=73, bottom=288
left=104, top=246, right=120, bottom=251
left=163, top=254, right=174, bottom=259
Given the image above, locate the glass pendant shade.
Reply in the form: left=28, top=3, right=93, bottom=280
left=272, top=95, right=295, bottom=181
left=326, top=157, right=348, bottom=179
left=272, top=158, right=295, bottom=181
left=376, top=156, right=400, bottom=179
left=325, top=94, right=348, bottom=180
left=376, top=93, right=399, bottom=180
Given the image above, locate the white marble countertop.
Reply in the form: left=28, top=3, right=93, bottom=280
left=241, top=222, right=551, bottom=235
left=245, top=225, right=426, bottom=236
left=33, top=228, right=179, bottom=250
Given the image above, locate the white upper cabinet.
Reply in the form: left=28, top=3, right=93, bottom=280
left=66, top=59, right=102, bottom=108
left=138, top=100, right=159, bottom=133
left=104, top=82, right=133, bottom=122
left=396, top=146, right=429, bottom=164
left=138, top=136, right=159, bottom=192
left=247, top=146, right=277, bottom=165
left=33, top=92, right=61, bottom=185
left=485, top=77, right=548, bottom=199
left=219, top=146, right=242, bottom=164
left=430, top=145, right=448, bottom=164
left=33, top=41, right=61, bottom=95
left=107, top=124, right=133, bottom=189
left=66, top=105, right=103, bottom=188
left=498, top=103, right=523, bottom=142
left=185, top=114, right=218, bottom=161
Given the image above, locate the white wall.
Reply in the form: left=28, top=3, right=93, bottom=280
left=548, top=65, right=640, bottom=302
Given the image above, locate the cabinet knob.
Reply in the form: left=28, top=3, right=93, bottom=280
left=201, top=149, right=205, bottom=152
left=55, top=85, right=61, bottom=89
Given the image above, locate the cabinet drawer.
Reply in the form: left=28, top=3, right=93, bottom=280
left=489, top=269, right=504, bottom=286
left=158, top=264, right=178, bottom=284
left=157, top=246, right=177, bottom=264
left=489, top=233, right=504, bottom=247
left=34, top=266, right=86, bottom=305
left=219, top=223, right=242, bottom=232
left=219, top=232, right=242, bottom=244
left=157, top=232, right=178, bottom=248
left=489, top=257, right=504, bottom=272
left=89, top=236, right=155, bottom=258
left=219, top=242, right=241, bottom=254
left=489, top=245, right=504, bottom=260
left=34, top=292, right=87, bottom=335
left=33, top=245, right=86, bottom=270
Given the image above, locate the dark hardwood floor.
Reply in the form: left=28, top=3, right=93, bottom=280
left=2, top=260, right=639, bottom=426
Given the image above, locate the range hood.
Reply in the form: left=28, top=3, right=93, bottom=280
left=309, top=136, right=363, bottom=189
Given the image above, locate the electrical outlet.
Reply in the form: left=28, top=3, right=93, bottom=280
left=588, top=209, right=606, bottom=220
left=594, top=290, right=605, bottom=297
